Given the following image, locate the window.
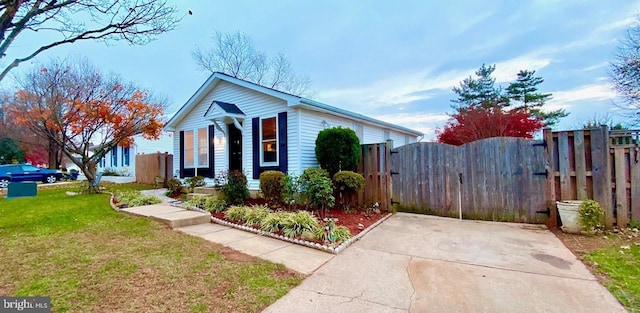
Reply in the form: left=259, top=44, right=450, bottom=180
left=122, top=147, right=130, bottom=166
left=100, top=157, right=106, bottom=168
left=261, top=117, right=277, bottom=165
left=184, top=128, right=209, bottom=168
left=197, top=127, right=208, bottom=166
left=111, top=146, right=118, bottom=167
left=184, top=130, right=194, bottom=167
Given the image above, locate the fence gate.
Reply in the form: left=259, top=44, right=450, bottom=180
left=135, top=152, right=173, bottom=186
left=390, top=138, right=548, bottom=224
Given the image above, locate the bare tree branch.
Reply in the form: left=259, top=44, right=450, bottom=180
left=0, top=0, right=180, bottom=83
left=192, top=30, right=314, bottom=96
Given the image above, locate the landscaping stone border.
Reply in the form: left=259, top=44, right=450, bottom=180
left=174, top=201, right=393, bottom=254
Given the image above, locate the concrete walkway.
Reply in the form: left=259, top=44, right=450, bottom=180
left=120, top=202, right=334, bottom=275
left=264, top=213, right=626, bottom=313
left=177, top=224, right=334, bottom=275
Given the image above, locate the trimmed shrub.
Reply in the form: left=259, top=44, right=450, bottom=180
left=224, top=205, right=251, bottom=222
left=204, top=196, right=227, bottom=213
left=578, top=200, right=604, bottom=233
left=281, top=211, right=320, bottom=238
left=221, top=170, right=249, bottom=205
left=299, top=168, right=330, bottom=205
left=333, top=171, right=365, bottom=210
left=333, top=171, right=365, bottom=193
left=315, top=127, right=361, bottom=177
left=245, top=206, right=271, bottom=226
left=184, top=175, right=206, bottom=192
left=260, top=170, right=285, bottom=205
left=261, top=211, right=292, bottom=233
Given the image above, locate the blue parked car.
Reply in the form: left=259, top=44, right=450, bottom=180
left=0, top=164, right=64, bottom=188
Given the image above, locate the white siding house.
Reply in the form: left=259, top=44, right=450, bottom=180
left=97, top=144, right=135, bottom=177
left=165, top=72, right=422, bottom=190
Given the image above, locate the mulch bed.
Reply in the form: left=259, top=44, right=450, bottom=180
left=211, top=197, right=387, bottom=240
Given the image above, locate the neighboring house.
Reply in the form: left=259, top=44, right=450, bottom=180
left=97, top=144, right=135, bottom=176
left=165, top=72, right=423, bottom=190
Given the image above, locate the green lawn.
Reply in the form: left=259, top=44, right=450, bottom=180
left=585, top=245, right=640, bottom=312
left=0, top=186, right=302, bottom=312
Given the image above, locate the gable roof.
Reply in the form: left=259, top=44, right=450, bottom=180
left=166, top=72, right=423, bottom=137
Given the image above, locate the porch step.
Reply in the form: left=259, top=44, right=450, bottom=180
left=150, top=210, right=211, bottom=228
left=193, top=187, right=219, bottom=195
left=187, top=192, right=212, bottom=200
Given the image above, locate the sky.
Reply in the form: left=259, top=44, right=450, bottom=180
left=2, top=0, right=639, bottom=151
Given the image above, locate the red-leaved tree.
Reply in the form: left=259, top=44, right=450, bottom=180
left=8, top=59, right=164, bottom=192
left=437, top=106, right=544, bottom=146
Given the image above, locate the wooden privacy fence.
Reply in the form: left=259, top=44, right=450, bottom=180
left=545, top=128, right=640, bottom=228
left=135, top=152, right=173, bottom=186
left=357, top=141, right=392, bottom=211
left=389, top=138, right=548, bottom=223
left=360, top=127, right=639, bottom=227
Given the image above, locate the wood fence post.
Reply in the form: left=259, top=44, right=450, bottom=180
left=543, top=128, right=558, bottom=228
left=591, top=126, right=613, bottom=228
left=385, top=140, right=393, bottom=212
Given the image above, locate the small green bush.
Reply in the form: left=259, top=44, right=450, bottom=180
left=185, top=195, right=207, bottom=209
left=184, top=175, right=206, bottom=192
left=333, top=171, right=365, bottom=192
left=578, top=200, right=604, bottom=233
left=315, top=127, right=361, bottom=177
left=260, top=211, right=292, bottom=233
left=260, top=170, right=285, bottom=205
left=221, top=170, right=249, bottom=205
left=300, top=168, right=329, bottom=186
left=281, top=211, right=320, bottom=238
left=333, top=171, right=365, bottom=210
left=306, top=176, right=335, bottom=216
left=167, top=178, right=183, bottom=195
left=224, top=205, right=251, bottom=222
left=281, top=173, right=301, bottom=206
left=245, top=206, right=271, bottom=226
left=116, top=190, right=161, bottom=207
left=299, top=168, right=330, bottom=205
left=204, top=196, right=227, bottom=213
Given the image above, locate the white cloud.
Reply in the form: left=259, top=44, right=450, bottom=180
left=595, top=16, right=636, bottom=33
left=373, top=112, right=450, bottom=139
left=546, top=83, right=616, bottom=111
left=317, top=53, right=552, bottom=112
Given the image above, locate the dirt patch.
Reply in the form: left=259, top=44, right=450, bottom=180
left=220, top=247, right=256, bottom=262
left=553, top=228, right=639, bottom=256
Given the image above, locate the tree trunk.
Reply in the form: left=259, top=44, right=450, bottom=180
left=81, top=162, right=100, bottom=194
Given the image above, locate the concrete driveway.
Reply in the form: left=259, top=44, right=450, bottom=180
left=264, top=213, right=626, bottom=313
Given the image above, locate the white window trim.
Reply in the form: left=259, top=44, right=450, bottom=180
left=260, top=116, right=279, bottom=167
left=197, top=127, right=209, bottom=167
left=184, top=128, right=210, bottom=169
left=184, top=130, right=195, bottom=168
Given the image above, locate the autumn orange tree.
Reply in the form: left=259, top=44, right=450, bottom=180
left=8, top=59, right=164, bottom=192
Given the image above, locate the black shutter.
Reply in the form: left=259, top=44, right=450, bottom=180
left=179, top=131, right=185, bottom=178
left=208, top=125, right=215, bottom=178
left=252, top=117, right=260, bottom=179
left=278, top=112, right=288, bottom=173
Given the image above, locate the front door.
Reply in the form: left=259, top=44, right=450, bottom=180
left=228, top=124, right=242, bottom=172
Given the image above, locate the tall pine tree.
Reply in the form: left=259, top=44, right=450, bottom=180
left=506, top=70, right=567, bottom=126
left=451, top=64, right=508, bottom=109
